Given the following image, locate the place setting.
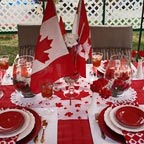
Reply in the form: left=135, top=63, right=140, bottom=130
left=0, top=106, right=58, bottom=144
left=98, top=104, right=144, bottom=143
left=0, top=107, right=41, bottom=144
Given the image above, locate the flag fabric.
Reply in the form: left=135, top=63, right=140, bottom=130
left=59, top=16, right=66, bottom=36
left=30, top=0, right=74, bottom=94
left=72, top=0, right=92, bottom=77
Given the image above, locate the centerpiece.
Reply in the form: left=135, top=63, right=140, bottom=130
left=105, top=55, right=132, bottom=97
left=90, top=55, right=132, bottom=98
left=63, top=33, right=80, bottom=99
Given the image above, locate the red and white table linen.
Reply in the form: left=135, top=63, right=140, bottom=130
left=1, top=64, right=144, bottom=144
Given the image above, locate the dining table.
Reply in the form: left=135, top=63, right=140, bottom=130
left=0, top=62, right=144, bottom=144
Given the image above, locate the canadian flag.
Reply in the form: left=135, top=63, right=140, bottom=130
left=72, top=0, right=92, bottom=77
left=30, top=0, right=74, bottom=94
left=59, top=16, right=66, bottom=36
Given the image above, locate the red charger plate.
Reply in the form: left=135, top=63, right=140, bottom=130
left=16, top=108, right=41, bottom=144
left=115, top=106, right=144, bottom=127
left=98, top=107, right=125, bottom=143
left=0, top=111, right=24, bottom=133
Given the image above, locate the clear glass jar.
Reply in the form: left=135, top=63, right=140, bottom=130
left=13, top=55, right=34, bottom=98
left=105, top=55, right=132, bottom=97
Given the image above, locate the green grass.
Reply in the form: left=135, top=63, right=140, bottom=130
left=0, top=31, right=144, bottom=65
left=0, top=34, right=18, bottom=65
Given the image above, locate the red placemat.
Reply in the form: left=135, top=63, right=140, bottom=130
left=58, top=120, right=93, bottom=144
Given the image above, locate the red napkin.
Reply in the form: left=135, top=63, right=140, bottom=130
left=122, top=130, right=144, bottom=144
left=58, top=120, right=93, bottom=144
left=0, top=135, right=18, bottom=144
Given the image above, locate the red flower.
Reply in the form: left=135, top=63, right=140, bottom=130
left=99, top=88, right=111, bottom=99
left=112, top=79, right=129, bottom=91
left=118, top=71, right=130, bottom=80
left=138, top=50, right=144, bottom=57
left=131, top=50, right=138, bottom=57
left=131, top=50, right=144, bottom=61
left=90, top=78, right=108, bottom=93
left=105, top=68, right=115, bottom=80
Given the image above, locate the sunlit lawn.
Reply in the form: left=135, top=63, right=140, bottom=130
left=0, top=31, right=144, bottom=65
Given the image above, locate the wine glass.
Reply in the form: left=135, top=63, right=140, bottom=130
left=91, top=52, right=103, bottom=79
left=13, top=55, right=35, bottom=98
left=0, top=55, right=9, bottom=98
left=64, top=72, right=79, bottom=104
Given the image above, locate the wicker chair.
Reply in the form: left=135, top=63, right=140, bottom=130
left=90, top=25, right=133, bottom=60
left=17, top=24, right=40, bottom=56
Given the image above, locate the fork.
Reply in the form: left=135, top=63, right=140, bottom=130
left=41, top=120, right=48, bottom=143
left=95, top=113, right=106, bottom=139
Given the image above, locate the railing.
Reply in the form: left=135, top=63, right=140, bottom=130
left=0, top=0, right=143, bottom=32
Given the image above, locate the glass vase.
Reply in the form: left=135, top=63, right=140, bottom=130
left=105, top=55, right=132, bottom=97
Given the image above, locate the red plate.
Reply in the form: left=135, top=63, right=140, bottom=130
left=17, top=108, right=41, bottom=144
left=98, top=107, right=125, bottom=143
left=115, top=106, right=144, bottom=127
left=0, top=111, right=24, bottom=133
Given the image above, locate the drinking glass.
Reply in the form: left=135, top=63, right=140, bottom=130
left=13, top=55, right=35, bottom=98
left=41, top=82, right=53, bottom=99
left=91, top=52, right=103, bottom=79
left=0, top=55, right=9, bottom=98
left=64, top=72, right=79, bottom=104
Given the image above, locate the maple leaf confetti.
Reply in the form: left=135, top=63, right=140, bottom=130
left=65, top=112, right=73, bottom=117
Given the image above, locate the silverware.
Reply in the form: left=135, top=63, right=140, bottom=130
left=95, top=113, right=106, bottom=139
left=41, top=119, right=48, bottom=143
left=34, top=135, right=39, bottom=144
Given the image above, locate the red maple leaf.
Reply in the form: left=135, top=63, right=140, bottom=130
left=55, top=103, right=63, bottom=107
left=35, top=37, right=53, bottom=63
left=65, top=112, right=73, bottom=117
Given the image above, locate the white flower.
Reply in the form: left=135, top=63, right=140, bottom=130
left=64, top=33, right=78, bottom=48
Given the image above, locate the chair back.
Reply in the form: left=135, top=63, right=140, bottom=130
left=90, top=25, right=133, bottom=60
left=17, top=24, right=40, bottom=56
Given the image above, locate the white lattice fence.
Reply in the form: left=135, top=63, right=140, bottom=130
left=0, top=0, right=143, bottom=32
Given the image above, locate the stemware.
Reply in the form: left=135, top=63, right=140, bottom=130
left=0, top=55, right=9, bottom=98
left=91, top=52, right=103, bottom=79
left=64, top=72, right=79, bottom=103
left=12, top=55, right=34, bottom=98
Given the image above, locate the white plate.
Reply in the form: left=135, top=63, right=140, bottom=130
left=0, top=108, right=30, bottom=138
left=109, top=105, right=144, bottom=132
left=0, top=108, right=35, bottom=141
left=17, top=109, right=35, bottom=141
left=104, top=107, right=123, bottom=135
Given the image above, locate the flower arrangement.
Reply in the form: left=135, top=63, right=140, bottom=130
left=131, top=50, right=144, bottom=62
left=105, top=61, right=131, bottom=97
left=90, top=78, right=111, bottom=99
left=90, top=55, right=132, bottom=98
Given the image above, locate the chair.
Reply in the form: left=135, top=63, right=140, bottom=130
left=90, top=25, right=133, bottom=60
left=17, top=24, right=40, bottom=56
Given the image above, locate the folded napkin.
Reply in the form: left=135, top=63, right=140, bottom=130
left=122, top=130, right=144, bottom=144
left=58, top=120, right=93, bottom=144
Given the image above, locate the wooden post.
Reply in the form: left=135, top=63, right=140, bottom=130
left=138, top=0, right=144, bottom=51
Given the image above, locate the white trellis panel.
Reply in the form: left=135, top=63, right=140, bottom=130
left=0, top=0, right=143, bottom=32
